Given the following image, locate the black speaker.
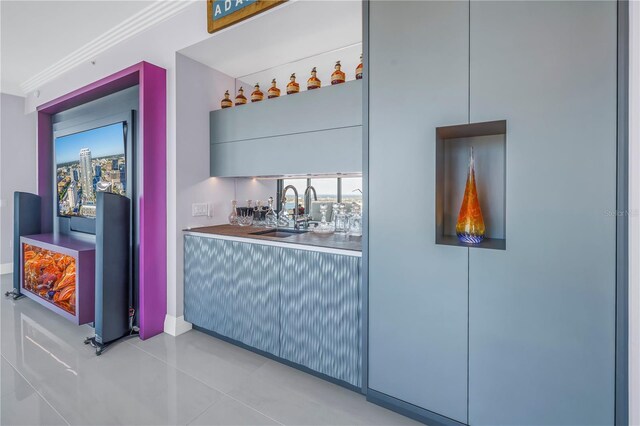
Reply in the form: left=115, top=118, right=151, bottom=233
left=12, top=192, right=41, bottom=297
left=94, top=192, right=130, bottom=346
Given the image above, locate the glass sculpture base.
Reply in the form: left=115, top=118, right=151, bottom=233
left=457, top=233, right=485, bottom=244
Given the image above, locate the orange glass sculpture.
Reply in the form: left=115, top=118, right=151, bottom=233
left=23, top=244, right=77, bottom=315
left=268, top=79, right=280, bottom=98
left=456, top=147, right=485, bottom=244
left=221, top=90, right=232, bottom=109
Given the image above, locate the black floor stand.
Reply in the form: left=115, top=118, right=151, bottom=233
left=84, top=328, right=139, bottom=356
left=4, top=290, right=24, bottom=300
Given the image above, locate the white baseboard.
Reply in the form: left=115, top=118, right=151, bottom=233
left=163, top=314, right=192, bottom=336
left=0, top=263, right=12, bottom=275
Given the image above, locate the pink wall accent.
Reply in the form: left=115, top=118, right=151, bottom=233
left=36, top=61, right=167, bottom=339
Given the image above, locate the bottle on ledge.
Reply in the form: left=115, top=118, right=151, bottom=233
left=235, top=87, right=247, bottom=106
left=286, top=73, right=300, bottom=95
left=307, top=67, right=321, bottom=90
left=251, top=83, right=264, bottom=102
left=331, top=61, right=346, bottom=85
left=355, top=54, right=363, bottom=80
left=268, top=79, right=280, bottom=98
left=221, top=90, right=233, bottom=109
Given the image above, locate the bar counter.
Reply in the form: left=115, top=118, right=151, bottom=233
left=184, top=224, right=361, bottom=255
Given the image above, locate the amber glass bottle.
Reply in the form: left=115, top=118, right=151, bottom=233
left=355, top=54, right=363, bottom=80
left=268, top=79, right=280, bottom=98
left=331, top=61, right=346, bottom=85
left=307, top=67, right=321, bottom=90
left=235, top=87, right=247, bottom=106
left=221, top=90, right=232, bottom=109
left=286, top=73, right=300, bottom=95
left=251, top=83, right=264, bottom=102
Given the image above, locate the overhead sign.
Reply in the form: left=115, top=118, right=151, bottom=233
left=207, top=0, right=287, bottom=34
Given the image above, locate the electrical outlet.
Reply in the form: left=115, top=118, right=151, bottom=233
left=192, top=203, right=209, bottom=217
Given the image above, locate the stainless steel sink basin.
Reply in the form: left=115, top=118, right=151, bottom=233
left=250, top=229, right=308, bottom=238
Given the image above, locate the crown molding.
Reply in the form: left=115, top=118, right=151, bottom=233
left=20, top=0, right=196, bottom=94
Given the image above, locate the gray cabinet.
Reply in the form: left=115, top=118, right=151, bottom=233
left=367, top=1, right=618, bottom=425
left=183, top=237, right=280, bottom=354
left=368, top=1, right=470, bottom=423
left=183, top=234, right=363, bottom=388
left=209, top=81, right=362, bottom=177
left=280, top=248, right=362, bottom=387
left=467, top=2, right=616, bottom=424
left=232, top=242, right=281, bottom=354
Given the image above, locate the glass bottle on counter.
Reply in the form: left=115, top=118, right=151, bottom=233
left=221, top=90, right=233, bottom=109
left=228, top=200, right=238, bottom=225
left=251, top=83, right=264, bottom=102
left=331, top=61, right=346, bottom=85
left=347, top=203, right=362, bottom=236
left=268, top=79, right=280, bottom=99
left=334, top=203, right=349, bottom=233
left=286, top=73, right=300, bottom=95
left=254, top=200, right=264, bottom=226
left=235, top=87, right=247, bottom=105
left=355, top=54, right=363, bottom=80
left=278, top=201, right=290, bottom=227
left=265, top=197, right=277, bottom=228
left=307, top=67, right=321, bottom=90
left=313, top=203, right=334, bottom=234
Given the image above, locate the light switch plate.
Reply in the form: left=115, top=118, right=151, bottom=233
left=192, top=203, right=209, bottom=217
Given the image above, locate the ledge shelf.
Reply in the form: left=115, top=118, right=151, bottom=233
left=435, top=120, right=507, bottom=251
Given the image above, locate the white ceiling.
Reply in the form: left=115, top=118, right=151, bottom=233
left=0, top=1, right=154, bottom=96
left=179, top=0, right=362, bottom=81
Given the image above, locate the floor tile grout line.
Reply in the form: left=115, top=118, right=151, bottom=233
left=1, top=353, right=71, bottom=426
left=125, top=340, right=284, bottom=425
left=184, top=398, right=220, bottom=426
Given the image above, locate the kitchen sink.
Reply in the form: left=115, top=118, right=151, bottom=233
left=250, top=229, right=308, bottom=238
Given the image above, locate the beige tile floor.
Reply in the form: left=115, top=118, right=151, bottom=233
left=0, top=274, right=419, bottom=425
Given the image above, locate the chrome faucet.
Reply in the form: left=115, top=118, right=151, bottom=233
left=304, top=185, right=318, bottom=213
left=301, top=185, right=318, bottom=229
left=281, top=185, right=300, bottom=229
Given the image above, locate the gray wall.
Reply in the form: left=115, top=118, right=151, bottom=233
left=368, top=1, right=617, bottom=424
left=0, top=93, right=36, bottom=267
left=175, top=53, right=276, bottom=319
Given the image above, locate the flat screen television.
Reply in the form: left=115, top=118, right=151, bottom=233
left=55, top=122, right=126, bottom=219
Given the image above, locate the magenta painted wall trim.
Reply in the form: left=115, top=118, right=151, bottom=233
left=37, top=113, right=53, bottom=233
left=36, top=61, right=167, bottom=339
left=138, top=62, right=167, bottom=340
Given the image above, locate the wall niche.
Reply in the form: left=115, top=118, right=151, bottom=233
left=435, top=120, right=506, bottom=250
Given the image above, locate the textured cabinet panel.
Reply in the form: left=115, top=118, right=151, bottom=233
left=467, top=2, right=617, bottom=424
left=210, top=125, right=362, bottom=177
left=210, top=81, right=362, bottom=144
left=184, top=235, right=362, bottom=388
left=184, top=235, right=235, bottom=337
left=368, top=1, right=470, bottom=422
left=280, top=249, right=362, bottom=387
left=232, top=241, right=280, bottom=355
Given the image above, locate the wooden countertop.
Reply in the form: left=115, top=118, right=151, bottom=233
left=184, top=224, right=362, bottom=253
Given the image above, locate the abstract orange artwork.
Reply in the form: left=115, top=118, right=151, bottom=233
left=23, top=244, right=76, bottom=315
left=456, top=147, right=486, bottom=244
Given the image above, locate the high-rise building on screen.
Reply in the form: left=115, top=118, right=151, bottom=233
left=79, top=148, right=94, bottom=203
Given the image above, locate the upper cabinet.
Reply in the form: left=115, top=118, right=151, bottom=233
left=209, top=80, right=363, bottom=177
